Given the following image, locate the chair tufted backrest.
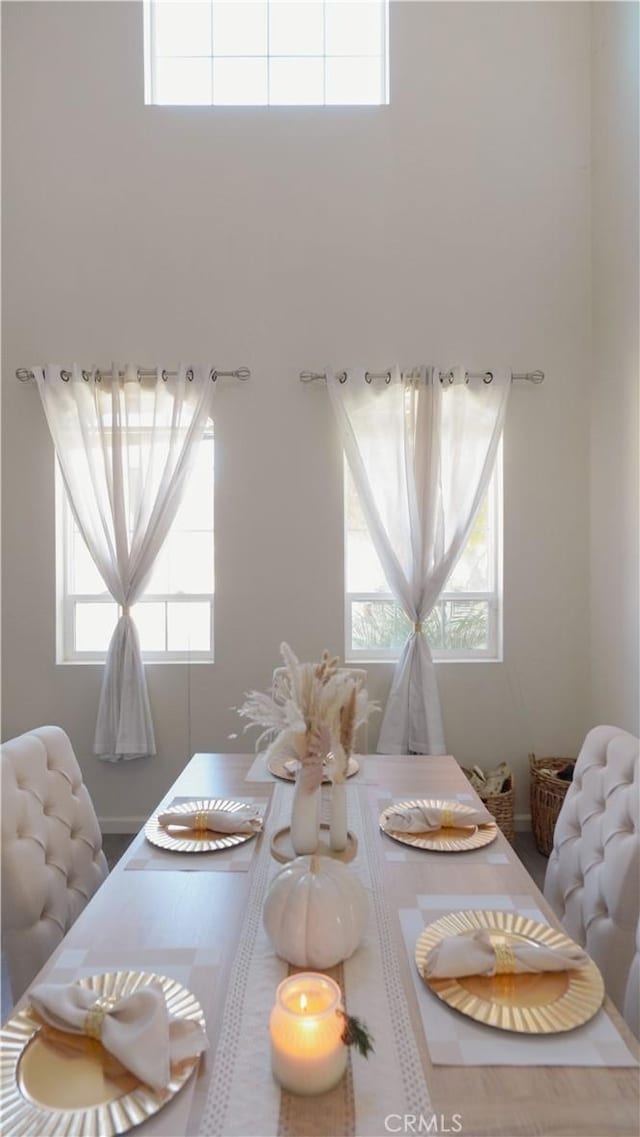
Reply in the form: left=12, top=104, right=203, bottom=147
left=272, top=667, right=369, bottom=753
left=544, top=725, right=639, bottom=1021
left=1, top=725, right=108, bottom=1003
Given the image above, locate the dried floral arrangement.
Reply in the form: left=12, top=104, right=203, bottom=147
left=238, top=643, right=375, bottom=787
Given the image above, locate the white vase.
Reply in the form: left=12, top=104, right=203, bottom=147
left=329, top=781, right=348, bottom=852
left=290, top=779, right=321, bottom=855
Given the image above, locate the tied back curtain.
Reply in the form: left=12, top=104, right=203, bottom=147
left=35, top=364, right=215, bottom=761
left=327, top=366, right=510, bottom=755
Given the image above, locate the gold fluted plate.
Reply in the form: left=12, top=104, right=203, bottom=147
left=415, top=910, right=605, bottom=1033
left=145, top=798, right=260, bottom=853
left=268, top=755, right=360, bottom=783
left=0, top=971, right=205, bottom=1137
left=379, top=799, right=498, bottom=852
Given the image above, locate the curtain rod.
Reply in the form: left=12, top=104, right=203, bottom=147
left=299, top=368, right=545, bottom=385
left=16, top=366, right=251, bottom=383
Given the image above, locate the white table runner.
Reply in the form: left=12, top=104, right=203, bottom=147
left=197, top=783, right=433, bottom=1137
left=399, top=893, right=638, bottom=1067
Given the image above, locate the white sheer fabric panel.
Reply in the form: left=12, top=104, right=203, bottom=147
left=328, top=367, right=510, bottom=755
left=35, top=364, right=215, bottom=761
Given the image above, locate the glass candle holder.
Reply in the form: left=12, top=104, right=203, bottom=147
left=269, top=972, right=348, bottom=1095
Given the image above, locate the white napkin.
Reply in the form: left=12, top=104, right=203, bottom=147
left=29, top=981, right=208, bottom=1090
left=157, top=806, right=261, bottom=834
left=386, top=803, right=492, bottom=833
left=423, top=928, right=590, bottom=978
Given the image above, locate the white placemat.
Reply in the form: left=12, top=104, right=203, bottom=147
left=124, top=796, right=267, bottom=873
left=197, top=783, right=433, bottom=1136
left=399, top=893, right=638, bottom=1067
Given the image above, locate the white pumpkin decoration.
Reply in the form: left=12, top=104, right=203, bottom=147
left=263, top=854, right=368, bottom=968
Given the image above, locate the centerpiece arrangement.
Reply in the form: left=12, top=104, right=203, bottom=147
left=238, top=643, right=375, bottom=854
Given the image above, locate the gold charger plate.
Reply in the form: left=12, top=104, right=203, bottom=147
left=0, top=971, right=205, bottom=1137
left=268, top=755, right=360, bottom=783
left=145, top=797, right=260, bottom=853
left=415, top=909, right=605, bottom=1033
left=379, top=798, right=498, bottom=852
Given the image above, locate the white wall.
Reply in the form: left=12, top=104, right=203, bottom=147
left=2, top=1, right=593, bottom=826
left=590, top=1, right=640, bottom=735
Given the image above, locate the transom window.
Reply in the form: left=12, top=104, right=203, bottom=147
left=345, top=452, right=503, bottom=661
left=144, top=0, right=389, bottom=106
left=57, top=430, right=215, bottom=663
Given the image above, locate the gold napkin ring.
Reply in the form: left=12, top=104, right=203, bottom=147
left=440, top=808, right=455, bottom=829
left=193, top=811, right=209, bottom=831
left=493, top=942, right=516, bottom=974
left=84, top=995, right=117, bottom=1040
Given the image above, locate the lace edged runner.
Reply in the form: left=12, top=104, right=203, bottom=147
left=197, top=783, right=433, bottom=1136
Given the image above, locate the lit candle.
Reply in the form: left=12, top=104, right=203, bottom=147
left=269, top=973, right=348, bottom=1095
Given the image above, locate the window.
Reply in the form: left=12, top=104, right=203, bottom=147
left=57, top=428, right=215, bottom=662
left=144, top=0, right=388, bottom=106
left=345, top=451, right=503, bottom=660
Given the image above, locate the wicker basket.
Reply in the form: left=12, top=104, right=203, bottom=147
left=529, top=754, right=575, bottom=857
left=462, top=764, right=515, bottom=845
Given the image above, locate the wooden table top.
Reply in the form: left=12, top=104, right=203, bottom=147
left=8, top=753, right=639, bottom=1137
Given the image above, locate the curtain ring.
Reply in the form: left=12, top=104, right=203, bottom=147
left=385, top=371, right=391, bottom=384
left=464, top=371, right=470, bottom=384
left=60, top=369, right=71, bottom=382
left=364, top=371, right=373, bottom=383
left=81, top=370, right=92, bottom=382
left=161, top=369, right=169, bottom=382
left=338, top=371, right=348, bottom=384
left=483, top=371, right=494, bottom=383
left=210, top=369, right=218, bottom=382
left=186, top=368, right=194, bottom=382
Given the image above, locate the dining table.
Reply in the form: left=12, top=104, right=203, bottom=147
left=3, top=752, right=638, bottom=1137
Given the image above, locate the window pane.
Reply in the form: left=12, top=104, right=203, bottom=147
left=173, top=439, right=214, bottom=529
left=351, top=600, right=411, bottom=652
left=75, top=603, right=118, bottom=652
left=214, top=57, right=269, bottom=105
left=269, top=57, right=324, bottom=103
left=132, top=602, right=167, bottom=651
left=443, top=599, right=489, bottom=651
left=153, top=1, right=211, bottom=57
left=166, top=531, right=214, bottom=592
left=71, top=530, right=106, bottom=594
left=154, top=56, right=212, bottom=103
left=325, top=2, right=383, bottom=56
left=325, top=56, right=383, bottom=104
left=213, top=2, right=268, bottom=55
left=168, top=601, right=211, bottom=650
left=144, top=542, right=171, bottom=593
left=269, top=1, right=324, bottom=56
left=447, top=499, right=490, bottom=592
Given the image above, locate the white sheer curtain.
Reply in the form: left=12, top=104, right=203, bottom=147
left=327, top=366, right=510, bottom=755
left=35, top=363, right=215, bottom=761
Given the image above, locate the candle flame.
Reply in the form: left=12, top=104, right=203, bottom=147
left=299, top=993, right=308, bottom=1013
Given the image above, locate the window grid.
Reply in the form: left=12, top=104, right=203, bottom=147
left=145, top=1, right=389, bottom=106
left=56, top=432, right=215, bottom=664
left=345, top=454, right=503, bottom=663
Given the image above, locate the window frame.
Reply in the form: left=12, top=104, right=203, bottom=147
left=344, top=447, right=504, bottom=663
left=55, top=433, right=216, bottom=666
left=143, top=0, right=390, bottom=108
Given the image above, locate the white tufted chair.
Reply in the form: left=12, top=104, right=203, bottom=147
left=544, top=724, right=639, bottom=1021
left=272, top=667, right=369, bottom=752
left=623, top=916, right=640, bottom=1040
left=1, top=726, right=108, bottom=1003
